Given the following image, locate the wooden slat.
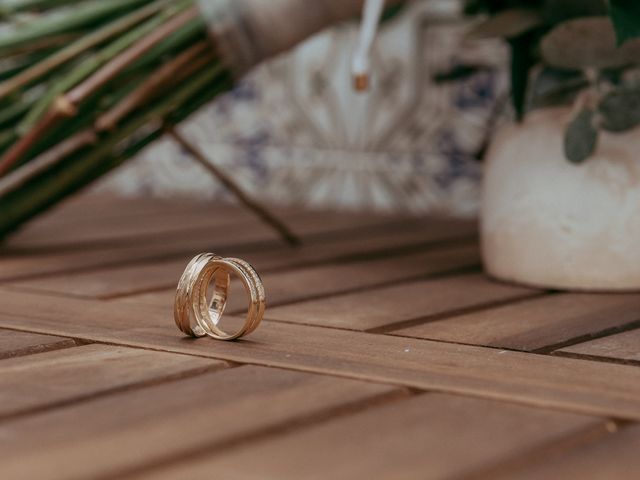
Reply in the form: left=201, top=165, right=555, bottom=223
left=12, top=244, right=480, bottom=300
left=392, top=293, right=640, bottom=351
left=559, top=328, right=640, bottom=363
left=486, top=424, right=640, bottom=480
left=0, top=329, right=76, bottom=360
left=0, top=210, right=472, bottom=283
left=131, top=393, right=605, bottom=480
left=27, top=194, right=222, bottom=226
left=2, top=289, right=640, bottom=419
left=0, top=343, right=223, bottom=418
left=264, top=273, right=537, bottom=331
left=134, top=249, right=480, bottom=314
left=0, top=365, right=399, bottom=480
left=0, top=207, right=306, bottom=252
left=0, top=221, right=286, bottom=282
left=6, top=206, right=255, bottom=250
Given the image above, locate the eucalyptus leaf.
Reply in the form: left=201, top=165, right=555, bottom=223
left=564, top=108, right=598, bottom=163
left=598, top=86, right=640, bottom=132
left=540, top=17, right=640, bottom=69
left=609, top=0, right=640, bottom=45
left=467, top=8, right=543, bottom=39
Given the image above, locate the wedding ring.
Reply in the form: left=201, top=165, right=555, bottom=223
left=174, top=253, right=265, bottom=340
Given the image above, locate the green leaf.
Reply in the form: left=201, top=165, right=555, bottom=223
left=609, top=0, right=640, bottom=45
left=598, top=86, right=640, bottom=132
left=564, top=108, right=598, bottom=163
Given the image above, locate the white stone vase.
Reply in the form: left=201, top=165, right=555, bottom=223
left=481, top=106, right=640, bottom=291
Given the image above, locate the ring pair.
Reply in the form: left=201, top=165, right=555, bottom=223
left=174, top=253, right=265, bottom=340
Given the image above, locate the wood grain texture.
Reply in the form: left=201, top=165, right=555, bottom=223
left=0, top=210, right=472, bottom=283
left=21, top=194, right=228, bottom=227
left=559, top=328, right=640, bottom=363
left=0, top=343, right=223, bottom=418
left=1, top=289, right=640, bottom=419
left=0, top=329, right=76, bottom=359
left=392, top=293, right=640, bottom=351
left=0, top=365, right=400, bottom=480
left=13, top=243, right=480, bottom=301
left=485, top=424, right=640, bottom=480
left=3, top=193, right=640, bottom=478
left=264, top=273, right=537, bottom=331
left=131, top=393, right=605, bottom=480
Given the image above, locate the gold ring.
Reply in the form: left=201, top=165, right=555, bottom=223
left=174, top=253, right=265, bottom=340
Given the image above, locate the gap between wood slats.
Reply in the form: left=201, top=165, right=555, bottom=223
left=553, top=351, right=640, bottom=368
left=0, top=365, right=406, bottom=480
left=460, top=420, right=618, bottom=480
left=8, top=244, right=481, bottom=302
left=3, top=206, right=435, bottom=254
left=370, top=291, right=550, bottom=334
left=555, top=326, right=640, bottom=365
left=3, top=302, right=640, bottom=422
left=473, top=421, right=640, bottom=479
left=0, top=217, right=474, bottom=287
left=0, top=344, right=228, bottom=422
left=101, top=385, right=410, bottom=480
left=534, top=320, right=640, bottom=355
left=0, top=328, right=81, bottom=360
left=384, top=291, right=640, bottom=353
left=121, top=392, right=608, bottom=480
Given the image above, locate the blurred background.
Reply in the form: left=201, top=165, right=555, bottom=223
left=94, top=0, right=508, bottom=216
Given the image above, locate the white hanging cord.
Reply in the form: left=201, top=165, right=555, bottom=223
left=352, top=0, right=385, bottom=91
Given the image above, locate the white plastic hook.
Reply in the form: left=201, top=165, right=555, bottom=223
left=352, top=0, right=385, bottom=91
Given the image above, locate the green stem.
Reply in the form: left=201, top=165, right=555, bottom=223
left=0, top=65, right=229, bottom=237
left=0, top=0, right=172, bottom=98
left=0, top=0, right=154, bottom=56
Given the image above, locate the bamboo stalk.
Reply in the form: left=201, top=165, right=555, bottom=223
left=0, top=128, right=96, bottom=196
left=0, top=0, right=153, bottom=55
left=0, top=0, right=92, bottom=17
left=66, top=5, right=199, bottom=105
left=0, top=0, right=171, bottom=99
left=168, top=127, right=301, bottom=247
left=0, top=66, right=227, bottom=237
left=17, top=4, right=178, bottom=134
left=95, top=41, right=211, bottom=131
left=0, top=2, right=195, bottom=176
left=0, top=97, right=75, bottom=176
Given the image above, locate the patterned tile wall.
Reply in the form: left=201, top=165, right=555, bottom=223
left=96, top=0, right=508, bottom=215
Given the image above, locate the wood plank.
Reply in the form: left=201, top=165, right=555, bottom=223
left=392, top=293, right=640, bottom=351
left=0, top=216, right=473, bottom=283
left=0, top=343, right=223, bottom=418
left=5, top=205, right=421, bottom=252
left=131, top=393, right=605, bottom=480
left=264, top=273, right=537, bottom=331
left=6, top=206, right=255, bottom=250
left=2, top=289, right=640, bottom=420
left=0, top=329, right=76, bottom=360
left=0, top=365, right=399, bottom=480
left=19, top=195, right=248, bottom=228
left=486, top=424, right=640, bottom=480
left=13, top=244, right=480, bottom=300
left=559, top=328, right=640, bottom=363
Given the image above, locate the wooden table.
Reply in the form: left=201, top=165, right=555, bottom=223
left=1, top=194, right=639, bottom=479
